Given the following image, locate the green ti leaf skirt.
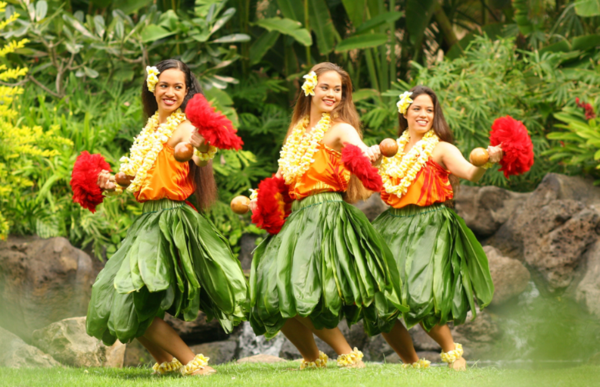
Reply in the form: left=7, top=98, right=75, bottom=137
left=249, top=192, right=406, bottom=338
left=363, top=203, right=494, bottom=334
left=86, top=199, right=248, bottom=345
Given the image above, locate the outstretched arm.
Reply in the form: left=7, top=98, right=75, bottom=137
left=438, top=142, right=503, bottom=182
left=332, top=123, right=381, bottom=163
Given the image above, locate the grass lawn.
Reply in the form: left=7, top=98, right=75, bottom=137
left=1, top=362, right=599, bottom=387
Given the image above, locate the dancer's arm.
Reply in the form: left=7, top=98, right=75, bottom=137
left=434, top=142, right=503, bottom=182
left=172, top=121, right=210, bottom=166
left=328, top=122, right=380, bottom=163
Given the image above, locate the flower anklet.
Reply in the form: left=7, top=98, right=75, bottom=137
left=440, top=343, right=464, bottom=364
left=180, top=354, right=212, bottom=376
left=152, top=357, right=182, bottom=375
left=401, top=358, right=431, bottom=369
left=336, top=347, right=364, bottom=368
left=300, top=351, right=328, bottom=370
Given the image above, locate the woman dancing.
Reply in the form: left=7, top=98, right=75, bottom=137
left=248, top=62, right=404, bottom=370
left=85, top=59, right=247, bottom=376
left=365, top=85, right=501, bottom=370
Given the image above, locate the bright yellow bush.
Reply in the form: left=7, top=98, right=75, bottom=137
left=0, top=2, right=72, bottom=239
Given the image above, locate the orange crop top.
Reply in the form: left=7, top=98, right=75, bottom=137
left=381, top=158, right=453, bottom=209
left=287, top=142, right=351, bottom=200
left=134, top=144, right=196, bottom=203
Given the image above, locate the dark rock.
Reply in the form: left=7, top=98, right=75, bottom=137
left=484, top=246, right=530, bottom=306
left=525, top=207, right=600, bottom=291
left=0, top=236, right=95, bottom=342
left=0, top=326, right=60, bottom=368
left=576, top=240, right=600, bottom=319
left=450, top=310, right=502, bottom=359
left=123, top=339, right=153, bottom=367
left=238, top=234, right=260, bottom=271
left=238, top=322, right=285, bottom=359
left=31, top=317, right=125, bottom=368
left=362, top=334, right=395, bottom=362
left=354, top=193, right=388, bottom=221
left=383, top=352, right=401, bottom=363
left=190, top=339, right=237, bottom=364
left=490, top=174, right=599, bottom=260
left=409, top=325, right=441, bottom=351
left=164, top=312, right=233, bottom=345
left=455, top=185, right=529, bottom=238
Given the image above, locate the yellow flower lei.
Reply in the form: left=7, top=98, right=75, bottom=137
left=336, top=347, right=363, bottom=367
left=194, top=145, right=218, bottom=161
left=180, top=354, right=209, bottom=376
left=152, top=358, right=182, bottom=375
left=117, top=109, right=187, bottom=194
left=440, top=343, right=463, bottom=363
left=300, top=351, right=328, bottom=370
left=278, top=113, right=331, bottom=185
left=379, top=130, right=440, bottom=199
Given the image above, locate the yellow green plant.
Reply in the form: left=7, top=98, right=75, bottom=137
left=0, top=2, right=72, bottom=239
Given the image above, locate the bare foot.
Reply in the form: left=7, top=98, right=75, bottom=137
left=189, top=366, right=217, bottom=376
left=448, top=357, right=466, bottom=371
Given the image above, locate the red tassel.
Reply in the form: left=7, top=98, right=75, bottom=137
left=341, top=144, right=383, bottom=192
left=251, top=176, right=291, bottom=234
left=490, top=116, right=534, bottom=178
left=185, top=94, right=243, bottom=150
left=70, top=151, right=111, bottom=213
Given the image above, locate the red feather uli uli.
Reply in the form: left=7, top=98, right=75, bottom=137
left=70, top=151, right=111, bottom=213
left=490, top=116, right=534, bottom=178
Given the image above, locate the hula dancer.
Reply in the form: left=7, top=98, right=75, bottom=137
left=247, top=62, right=404, bottom=370
left=80, top=59, right=247, bottom=376
left=365, top=86, right=503, bottom=371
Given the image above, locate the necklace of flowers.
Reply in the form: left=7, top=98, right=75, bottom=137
left=278, top=112, right=331, bottom=185
left=116, top=109, right=187, bottom=194
left=379, top=129, right=440, bottom=199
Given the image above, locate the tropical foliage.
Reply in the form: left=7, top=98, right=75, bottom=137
left=1, top=0, right=599, bottom=254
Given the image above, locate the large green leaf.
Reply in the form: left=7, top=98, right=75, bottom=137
left=341, top=0, right=364, bottom=26
left=335, top=33, right=388, bottom=53
left=276, top=0, right=304, bottom=21
left=141, top=24, right=176, bottom=43
left=250, top=31, right=280, bottom=65
left=405, top=0, right=436, bottom=45
left=575, top=0, right=600, bottom=16
left=355, top=11, right=403, bottom=35
left=353, top=89, right=380, bottom=102
left=116, top=0, right=153, bottom=15
left=309, top=0, right=335, bottom=55
left=253, top=17, right=312, bottom=46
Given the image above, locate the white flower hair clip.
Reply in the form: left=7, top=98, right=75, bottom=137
left=301, top=71, right=318, bottom=97
left=146, top=66, right=160, bottom=93
left=397, top=91, right=413, bottom=115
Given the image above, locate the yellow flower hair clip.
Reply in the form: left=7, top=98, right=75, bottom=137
left=397, top=91, right=413, bottom=115
left=146, top=66, right=160, bottom=93
left=301, top=71, right=318, bottom=97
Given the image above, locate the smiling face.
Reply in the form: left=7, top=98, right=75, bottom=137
left=311, top=70, right=343, bottom=114
left=404, top=93, right=434, bottom=135
left=154, top=68, right=188, bottom=115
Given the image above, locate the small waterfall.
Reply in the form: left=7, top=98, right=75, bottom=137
left=237, top=322, right=285, bottom=358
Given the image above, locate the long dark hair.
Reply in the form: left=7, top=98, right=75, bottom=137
left=288, top=62, right=369, bottom=203
left=141, top=59, right=217, bottom=211
left=398, top=85, right=459, bottom=200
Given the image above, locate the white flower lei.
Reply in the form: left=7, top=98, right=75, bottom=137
left=278, top=113, right=331, bottom=185
left=379, top=130, right=440, bottom=199
left=117, top=109, right=187, bottom=194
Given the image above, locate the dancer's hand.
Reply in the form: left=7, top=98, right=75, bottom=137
left=363, top=145, right=381, bottom=163
left=487, top=144, right=503, bottom=163
left=190, top=129, right=209, bottom=152
left=97, top=170, right=116, bottom=191
left=249, top=199, right=257, bottom=212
